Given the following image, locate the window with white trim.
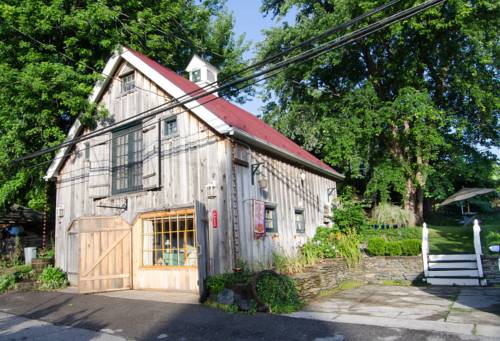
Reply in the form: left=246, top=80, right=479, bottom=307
left=121, top=73, right=135, bottom=93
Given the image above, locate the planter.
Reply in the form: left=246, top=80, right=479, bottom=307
left=31, top=258, right=53, bottom=273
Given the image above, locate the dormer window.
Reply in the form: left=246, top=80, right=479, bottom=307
left=191, top=69, right=201, bottom=83
left=121, top=73, right=135, bottom=93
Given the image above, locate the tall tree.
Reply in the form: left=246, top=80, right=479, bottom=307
left=0, top=0, right=249, bottom=211
left=258, top=0, right=499, bottom=223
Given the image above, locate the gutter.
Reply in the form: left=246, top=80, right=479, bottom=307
left=227, top=128, right=344, bottom=181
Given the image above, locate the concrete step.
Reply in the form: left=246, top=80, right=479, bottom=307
left=426, top=277, right=480, bottom=286
left=428, top=261, right=477, bottom=269
left=427, top=269, right=479, bottom=277
left=428, top=254, right=476, bottom=262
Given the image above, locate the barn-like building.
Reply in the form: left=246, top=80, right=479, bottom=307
left=45, top=46, right=343, bottom=297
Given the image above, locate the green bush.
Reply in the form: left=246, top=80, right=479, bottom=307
left=400, top=239, right=421, bottom=256
left=38, top=266, right=68, bottom=290
left=0, top=274, right=16, bottom=293
left=367, top=237, right=386, bottom=256
left=385, top=241, right=402, bottom=256
left=206, top=271, right=253, bottom=296
left=333, top=197, right=369, bottom=233
left=336, top=233, right=361, bottom=268
left=255, top=272, right=302, bottom=313
left=486, top=231, right=500, bottom=247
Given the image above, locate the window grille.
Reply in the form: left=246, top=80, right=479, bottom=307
left=295, top=209, right=305, bottom=233
left=111, top=124, right=143, bottom=194
left=121, top=73, right=135, bottom=93
left=142, top=210, right=197, bottom=267
left=265, top=205, right=278, bottom=233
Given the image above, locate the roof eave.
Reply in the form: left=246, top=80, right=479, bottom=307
left=228, top=128, right=344, bottom=181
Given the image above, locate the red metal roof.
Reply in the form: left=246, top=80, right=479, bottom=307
left=128, top=48, right=342, bottom=178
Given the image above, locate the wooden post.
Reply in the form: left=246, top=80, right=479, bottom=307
left=473, top=219, right=484, bottom=280
left=422, top=222, right=429, bottom=278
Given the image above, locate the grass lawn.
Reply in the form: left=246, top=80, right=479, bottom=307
left=362, top=210, right=500, bottom=254
left=427, top=211, right=500, bottom=254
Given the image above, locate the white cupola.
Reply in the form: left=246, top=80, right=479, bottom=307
left=185, top=54, right=219, bottom=96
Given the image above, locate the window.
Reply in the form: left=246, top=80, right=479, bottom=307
left=265, top=205, right=278, bottom=233
left=295, top=209, right=305, bottom=233
left=142, top=210, right=197, bottom=267
left=164, top=117, right=177, bottom=137
left=121, top=73, right=135, bottom=93
left=191, top=68, right=201, bottom=82
left=111, top=124, right=143, bottom=194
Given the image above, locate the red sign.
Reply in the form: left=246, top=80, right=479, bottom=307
left=212, top=210, right=218, bottom=228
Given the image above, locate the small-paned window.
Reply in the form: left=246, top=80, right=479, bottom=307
left=142, top=210, right=197, bottom=267
left=121, top=73, right=135, bottom=93
left=111, top=124, right=143, bottom=194
left=164, top=117, right=178, bottom=137
left=295, top=209, right=305, bottom=233
left=265, top=205, right=278, bottom=233
left=191, top=69, right=201, bottom=82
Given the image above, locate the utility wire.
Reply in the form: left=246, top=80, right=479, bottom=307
left=10, top=0, right=403, bottom=164
left=14, top=0, right=445, bottom=165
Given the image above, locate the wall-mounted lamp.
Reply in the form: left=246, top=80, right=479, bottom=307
left=258, top=176, right=268, bottom=190
left=206, top=182, right=217, bottom=199
left=251, top=162, right=264, bottom=185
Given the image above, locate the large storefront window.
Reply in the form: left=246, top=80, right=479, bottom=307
left=142, top=210, right=197, bottom=267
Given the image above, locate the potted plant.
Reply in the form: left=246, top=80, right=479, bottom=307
left=31, top=248, right=55, bottom=273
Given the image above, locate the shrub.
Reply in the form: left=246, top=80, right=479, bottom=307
left=255, top=272, right=302, bottom=313
left=333, top=198, right=369, bottom=233
left=336, top=233, right=361, bottom=268
left=206, top=271, right=253, bottom=295
left=38, top=266, right=68, bottom=290
left=312, top=226, right=341, bottom=258
left=367, top=237, right=386, bottom=256
left=486, top=231, right=500, bottom=248
left=385, top=241, right=402, bottom=256
left=400, top=239, right=421, bottom=256
left=0, top=274, right=16, bottom=293
left=371, top=202, right=414, bottom=227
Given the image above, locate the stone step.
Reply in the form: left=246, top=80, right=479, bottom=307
left=428, top=254, right=476, bottom=262
left=426, top=277, right=480, bottom=286
left=428, top=262, right=477, bottom=269
left=427, top=269, right=479, bottom=277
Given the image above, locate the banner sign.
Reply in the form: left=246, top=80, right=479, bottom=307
left=253, top=200, right=265, bottom=239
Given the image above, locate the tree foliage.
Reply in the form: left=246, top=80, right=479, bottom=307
left=258, top=0, right=499, bottom=222
left=0, top=0, right=249, bottom=211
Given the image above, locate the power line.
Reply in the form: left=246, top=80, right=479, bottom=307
left=14, top=0, right=445, bottom=165
left=10, top=0, right=403, bottom=165
left=22, top=66, right=287, bottom=172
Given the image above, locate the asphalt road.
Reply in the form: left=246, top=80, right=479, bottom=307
left=0, top=291, right=489, bottom=341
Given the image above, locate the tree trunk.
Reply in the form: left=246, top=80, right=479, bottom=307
left=404, top=178, right=417, bottom=226
left=415, top=187, right=424, bottom=225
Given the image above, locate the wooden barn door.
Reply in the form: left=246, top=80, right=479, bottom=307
left=78, top=217, right=132, bottom=293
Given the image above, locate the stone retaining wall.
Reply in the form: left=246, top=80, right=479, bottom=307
left=291, top=255, right=423, bottom=300
left=484, top=256, right=500, bottom=285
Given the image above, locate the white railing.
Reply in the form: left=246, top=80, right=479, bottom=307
left=422, top=222, right=429, bottom=277
left=473, top=219, right=484, bottom=279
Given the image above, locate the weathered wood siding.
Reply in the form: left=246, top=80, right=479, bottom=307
left=54, top=60, right=337, bottom=288
left=55, top=61, right=232, bottom=286
left=230, top=146, right=337, bottom=268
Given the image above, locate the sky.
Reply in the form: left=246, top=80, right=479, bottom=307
left=225, top=0, right=295, bottom=115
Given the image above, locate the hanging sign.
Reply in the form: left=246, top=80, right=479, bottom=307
left=212, top=209, right=218, bottom=228
left=253, top=200, right=265, bottom=239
